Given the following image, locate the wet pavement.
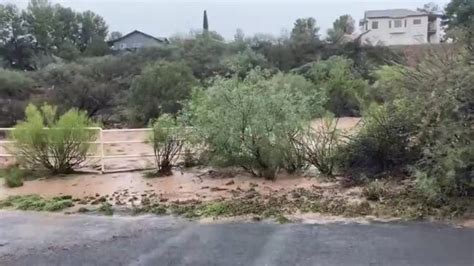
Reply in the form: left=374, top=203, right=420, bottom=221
left=0, top=211, right=473, bottom=266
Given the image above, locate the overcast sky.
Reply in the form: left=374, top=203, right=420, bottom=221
left=6, top=0, right=450, bottom=40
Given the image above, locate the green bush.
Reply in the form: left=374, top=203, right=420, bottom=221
left=337, top=101, right=421, bottom=179
left=362, top=180, right=386, bottom=201
left=299, top=56, right=369, bottom=116
left=187, top=70, right=320, bottom=179
left=149, top=114, right=185, bottom=176
left=405, top=50, right=474, bottom=198
left=2, top=165, right=25, bottom=188
left=0, top=69, right=34, bottom=127
left=128, top=61, right=197, bottom=125
left=10, top=104, right=97, bottom=174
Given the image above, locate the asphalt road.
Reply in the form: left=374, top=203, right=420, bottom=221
left=0, top=211, right=473, bottom=266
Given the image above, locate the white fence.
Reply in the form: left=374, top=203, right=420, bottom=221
left=0, top=127, right=157, bottom=174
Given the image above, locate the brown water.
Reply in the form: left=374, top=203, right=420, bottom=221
left=0, top=117, right=358, bottom=204
left=0, top=169, right=330, bottom=204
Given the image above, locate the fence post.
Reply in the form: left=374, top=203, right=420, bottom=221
left=100, top=128, right=105, bottom=174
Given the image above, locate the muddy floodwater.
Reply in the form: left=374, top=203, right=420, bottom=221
left=0, top=117, right=360, bottom=203
left=0, top=170, right=334, bottom=204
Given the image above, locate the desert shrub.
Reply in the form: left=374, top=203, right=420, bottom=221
left=362, top=180, right=386, bottom=201
left=222, top=48, right=270, bottom=78
left=9, top=104, right=97, bottom=174
left=370, top=65, right=406, bottom=103
left=128, top=61, right=197, bottom=125
left=268, top=72, right=327, bottom=117
left=0, top=69, right=35, bottom=127
left=37, top=59, right=121, bottom=121
left=150, top=114, right=185, bottom=176
left=337, top=101, right=421, bottom=179
left=404, top=49, right=474, bottom=198
left=293, top=113, right=342, bottom=176
left=2, top=165, right=25, bottom=188
left=188, top=70, right=318, bottom=179
left=98, top=202, right=113, bottom=215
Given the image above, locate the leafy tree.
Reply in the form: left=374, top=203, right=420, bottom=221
left=83, top=35, right=109, bottom=57
left=417, top=2, right=440, bottom=14
left=179, top=31, right=226, bottom=79
left=52, top=5, right=80, bottom=50
left=222, top=48, right=269, bottom=78
left=326, top=15, right=355, bottom=44
left=128, top=61, right=197, bottom=125
left=444, top=0, right=474, bottom=52
left=23, top=0, right=57, bottom=53
left=0, top=4, right=36, bottom=70
left=109, top=31, right=122, bottom=41
left=290, top=17, right=321, bottom=66
left=76, top=10, right=108, bottom=52
left=302, top=56, right=369, bottom=116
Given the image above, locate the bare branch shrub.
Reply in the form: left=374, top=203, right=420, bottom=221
left=150, top=114, right=184, bottom=176
left=293, top=114, right=341, bottom=176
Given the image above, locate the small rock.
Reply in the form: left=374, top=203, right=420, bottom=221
left=210, top=187, right=228, bottom=192
left=225, top=180, right=235, bottom=186
left=251, top=216, right=261, bottom=222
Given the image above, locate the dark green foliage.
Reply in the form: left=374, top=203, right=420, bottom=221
left=203, top=10, right=209, bottom=31
left=0, top=1, right=109, bottom=70
left=98, top=202, right=113, bottom=215
left=128, top=61, right=197, bottom=125
left=444, top=0, right=474, bottom=52
left=326, top=15, right=355, bottom=44
left=298, top=56, right=369, bottom=116
left=337, top=101, right=421, bottom=178
left=0, top=69, right=35, bottom=127
left=290, top=17, right=322, bottom=66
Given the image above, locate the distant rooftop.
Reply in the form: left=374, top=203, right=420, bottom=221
left=365, top=9, right=425, bottom=19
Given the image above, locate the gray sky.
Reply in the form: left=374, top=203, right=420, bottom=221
left=7, top=0, right=450, bottom=40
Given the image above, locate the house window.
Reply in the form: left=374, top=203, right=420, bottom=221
left=120, top=43, right=127, bottom=49
left=371, top=21, right=379, bottom=29
left=389, top=21, right=392, bottom=28
left=413, top=19, right=422, bottom=25
left=394, top=20, right=402, bottom=28
left=404, top=19, right=407, bottom=27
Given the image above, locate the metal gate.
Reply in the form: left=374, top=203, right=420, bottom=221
left=0, top=127, right=157, bottom=173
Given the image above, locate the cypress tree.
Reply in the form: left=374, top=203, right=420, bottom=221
left=203, top=10, right=209, bottom=31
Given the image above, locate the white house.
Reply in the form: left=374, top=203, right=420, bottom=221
left=108, top=30, right=168, bottom=51
left=359, top=9, right=443, bottom=46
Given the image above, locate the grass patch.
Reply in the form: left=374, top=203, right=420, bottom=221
left=98, top=202, right=113, bottom=216
left=1, top=166, right=25, bottom=188
left=362, top=180, right=386, bottom=201
left=275, top=214, right=291, bottom=224
left=0, top=194, right=73, bottom=211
